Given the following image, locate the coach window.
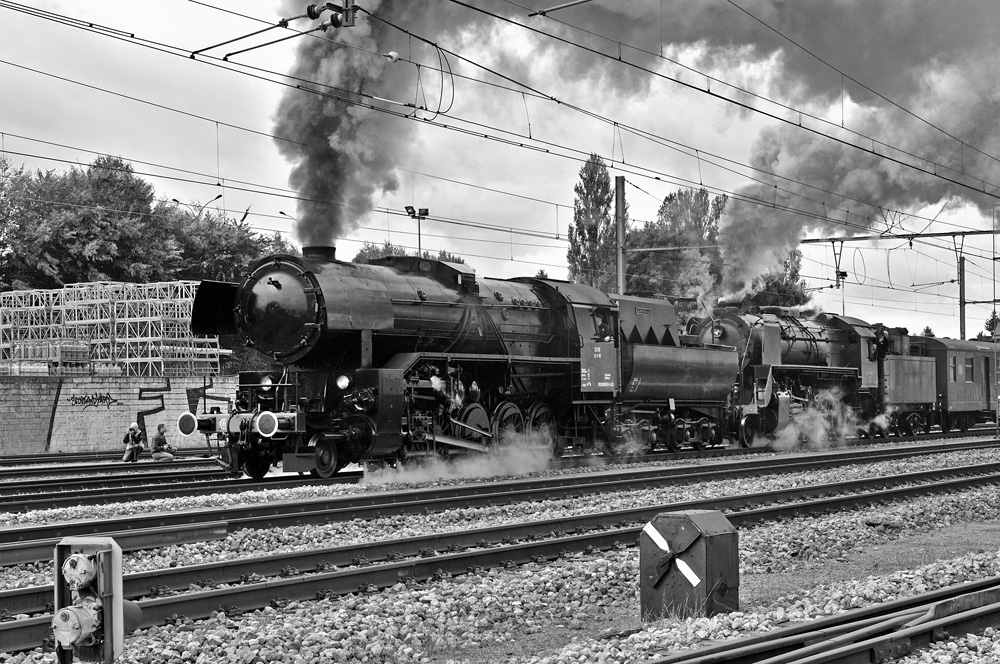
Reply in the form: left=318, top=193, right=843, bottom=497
left=950, top=356, right=958, bottom=382
left=966, top=356, right=975, bottom=382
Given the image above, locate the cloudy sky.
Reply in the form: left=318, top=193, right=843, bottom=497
left=4, top=0, right=1000, bottom=338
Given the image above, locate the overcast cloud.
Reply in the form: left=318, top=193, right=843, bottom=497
left=3, top=0, right=1000, bottom=338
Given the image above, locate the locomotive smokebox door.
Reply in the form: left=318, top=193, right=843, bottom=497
left=639, top=510, right=738, bottom=621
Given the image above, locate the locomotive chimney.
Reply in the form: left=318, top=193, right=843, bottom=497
left=303, top=245, right=337, bottom=261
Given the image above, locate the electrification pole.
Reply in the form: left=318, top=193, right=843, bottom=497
left=615, top=176, right=625, bottom=295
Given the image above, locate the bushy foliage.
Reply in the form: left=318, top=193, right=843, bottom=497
left=0, top=155, right=296, bottom=289
left=352, top=240, right=464, bottom=264
left=625, top=188, right=725, bottom=299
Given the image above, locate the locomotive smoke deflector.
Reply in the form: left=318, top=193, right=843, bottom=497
left=191, top=280, right=239, bottom=336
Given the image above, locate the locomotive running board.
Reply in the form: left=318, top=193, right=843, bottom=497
left=432, top=433, right=490, bottom=453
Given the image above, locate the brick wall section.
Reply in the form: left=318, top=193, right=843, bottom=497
left=0, top=376, right=239, bottom=455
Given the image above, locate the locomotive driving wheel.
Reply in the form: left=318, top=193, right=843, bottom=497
left=491, top=401, right=524, bottom=445
left=455, top=403, right=490, bottom=443
left=244, top=452, right=270, bottom=481
left=738, top=415, right=756, bottom=448
left=309, top=433, right=339, bottom=479
left=525, top=401, right=559, bottom=454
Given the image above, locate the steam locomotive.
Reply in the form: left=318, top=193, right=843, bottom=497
left=687, top=308, right=999, bottom=445
left=178, top=246, right=740, bottom=479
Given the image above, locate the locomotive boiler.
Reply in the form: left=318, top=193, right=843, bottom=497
left=179, top=246, right=740, bottom=479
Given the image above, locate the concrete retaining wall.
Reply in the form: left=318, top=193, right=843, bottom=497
left=0, top=376, right=239, bottom=455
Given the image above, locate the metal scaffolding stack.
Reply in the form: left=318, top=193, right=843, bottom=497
left=0, top=281, right=222, bottom=377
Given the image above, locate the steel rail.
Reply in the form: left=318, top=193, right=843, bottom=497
left=0, top=426, right=989, bottom=471
left=0, top=469, right=232, bottom=498
left=5, top=466, right=1000, bottom=623
left=6, top=468, right=1000, bottom=653
left=648, top=581, right=1000, bottom=664
left=4, top=453, right=1000, bottom=567
left=3, top=439, right=997, bottom=515
left=0, top=457, right=219, bottom=481
left=0, top=470, right=363, bottom=505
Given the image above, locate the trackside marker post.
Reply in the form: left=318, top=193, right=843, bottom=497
left=639, top=510, right=739, bottom=621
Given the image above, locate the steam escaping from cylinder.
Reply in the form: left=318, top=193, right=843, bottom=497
left=362, top=431, right=554, bottom=486
left=769, top=388, right=857, bottom=451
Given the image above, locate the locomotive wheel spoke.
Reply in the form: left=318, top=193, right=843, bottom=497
left=526, top=401, right=557, bottom=449
left=491, top=402, right=524, bottom=445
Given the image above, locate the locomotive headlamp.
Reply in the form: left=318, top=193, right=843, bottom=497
left=336, top=374, right=351, bottom=390
left=712, top=324, right=724, bottom=340
left=260, top=375, right=274, bottom=391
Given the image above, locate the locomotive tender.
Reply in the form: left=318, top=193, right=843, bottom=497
left=179, top=247, right=740, bottom=479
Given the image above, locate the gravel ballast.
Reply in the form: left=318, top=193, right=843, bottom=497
left=5, top=448, right=1000, bottom=662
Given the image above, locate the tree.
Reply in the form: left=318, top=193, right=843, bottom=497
left=743, top=249, right=810, bottom=309
left=352, top=240, right=464, bottom=265
left=0, top=156, right=297, bottom=290
left=985, top=310, right=999, bottom=338
left=624, top=187, right=726, bottom=299
left=4, top=156, right=166, bottom=288
left=567, top=154, right=616, bottom=292
left=172, top=205, right=296, bottom=283
left=922, top=326, right=935, bottom=337
left=0, top=157, right=33, bottom=289
left=353, top=240, right=407, bottom=263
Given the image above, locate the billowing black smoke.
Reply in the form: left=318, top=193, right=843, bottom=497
left=273, top=1, right=418, bottom=245
left=273, top=0, right=1000, bottom=290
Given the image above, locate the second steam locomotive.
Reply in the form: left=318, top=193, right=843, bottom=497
left=179, top=246, right=998, bottom=479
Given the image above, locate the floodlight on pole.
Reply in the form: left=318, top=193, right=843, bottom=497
left=405, top=206, right=428, bottom=256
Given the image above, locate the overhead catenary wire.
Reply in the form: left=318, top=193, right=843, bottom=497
left=491, top=0, right=1000, bottom=197
left=1, top=0, right=991, bottom=245
left=3, top=0, right=996, bottom=322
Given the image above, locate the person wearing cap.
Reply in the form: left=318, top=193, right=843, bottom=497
left=122, top=422, right=146, bottom=463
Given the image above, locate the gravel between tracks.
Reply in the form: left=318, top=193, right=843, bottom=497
left=5, top=447, right=1000, bottom=663
left=1, top=448, right=998, bottom=591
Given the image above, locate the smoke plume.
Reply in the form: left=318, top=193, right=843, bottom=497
left=274, top=0, right=1000, bottom=288
left=273, top=1, right=419, bottom=245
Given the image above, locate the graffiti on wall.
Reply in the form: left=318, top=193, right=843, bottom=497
left=186, top=377, right=233, bottom=415
left=69, top=392, right=120, bottom=410
left=133, top=379, right=172, bottom=434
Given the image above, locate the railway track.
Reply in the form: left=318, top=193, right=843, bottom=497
left=0, top=449, right=213, bottom=467
left=2, top=439, right=997, bottom=516
left=0, top=423, right=992, bottom=472
left=649, top=577, right=1000, bottom=664
left=5, top=461, right=1000, bottom=652
left=0, top=456, right=220, bottom=481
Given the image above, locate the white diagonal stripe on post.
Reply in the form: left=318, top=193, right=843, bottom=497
left=675, top=558, right=702, bottom=587
left=642, top=522, right=671, bottom=552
